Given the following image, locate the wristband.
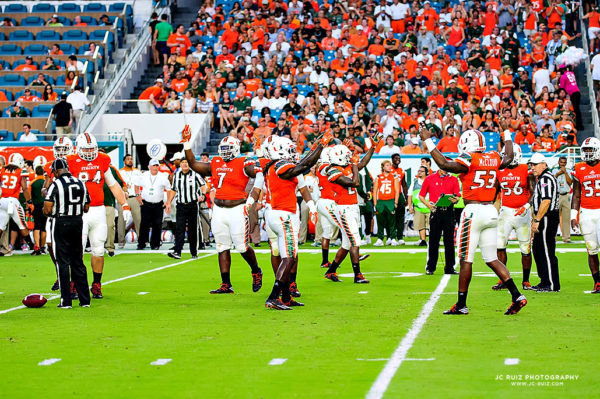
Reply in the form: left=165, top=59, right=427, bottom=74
left=245, top=196, right=255, bottom=206
left=122, top=203, right=130, bottom=210
left=571, top=208, right=578, bottom=220
left=522, top=203, right=530, bottom=210
left=503, top=130, right=512, bottom=141
left=424, top=138, right=436, bottom=152
left=306, top=199, right=316, bottom=214
left=183, top=141, right=192, bottom=150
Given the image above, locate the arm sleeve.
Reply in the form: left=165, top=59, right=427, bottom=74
left=297, top=174, right=306, bottom=188
left=104, top=169, right=117, bottom=186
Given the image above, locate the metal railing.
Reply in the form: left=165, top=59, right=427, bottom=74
left=580, top=6, right=599, bottom=138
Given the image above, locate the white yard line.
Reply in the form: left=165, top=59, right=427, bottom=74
left=365, top=274, right=451, bottom=399
left=0, top=254, right=214, bottom=316
left=150, top=358, right=172, bottom=366
left=38, top=358, right=61, bottom=366
left=504, top=358, right=520, bottom=365
left=358, top=291, right=369, bottom=294
left=268, top=358, right=287, bottom=365
left=137, top=292, right=150, bottom=295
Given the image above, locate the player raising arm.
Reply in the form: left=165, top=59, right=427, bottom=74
left=570, top=137, right=600, bottom=294
left=420, top=122, right=527, bottom=315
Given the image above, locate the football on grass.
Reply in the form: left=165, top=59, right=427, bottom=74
left=22, top=294, right=47, bottom=308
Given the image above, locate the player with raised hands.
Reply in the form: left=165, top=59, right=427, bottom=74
left=0, top=153, right=30, bottom=254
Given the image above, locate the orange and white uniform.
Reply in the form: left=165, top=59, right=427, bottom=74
left=210, top=156, right=254, bottom=253
left=573, top=162, right=600, bottom=254
left=327, top=165, right=361, bottom=249
left=455, top=151, right=503, bottom=263
left=316, top=163, right=339, bottom=240
left=265, top=160, right=300, bottom=258
left=376, top=173, right=397, bottom=201
left=66, top=152, right=112, bottom=257
left=258, top=157, right=279, bottom=256
left=497, top=164, right=532, bottom=253
left=0, top=167, right=27, bottom=230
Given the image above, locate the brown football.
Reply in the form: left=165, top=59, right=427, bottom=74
left=22, top=294, right=48, bottom=308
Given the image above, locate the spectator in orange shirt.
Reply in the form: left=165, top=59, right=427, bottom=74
left=138, top=79, right=166, bottom=113
left=170, top=70, right=189, bottom=95
left=14, top=56, right=38, bottom=71
left=167, top=24, right=192, bottom=55
left=49, top=44, right=64, bottom=56
left=436, top=128, right=459, bottom=153
left=401, top=137, right=424, bottom=154
left=367, top=36, right=385, bottom=56
left=215, top=45, right=236, bottom=66
left=322, top=29, right=338, bottom=51
left=349, top=26, right=368, bottom=52
left=73, top=16, right=88, bottom=26
left=539, top=126, right=557, bottom=152
left=514, top=124, right=536, bottom=145
left=416, top=1, right=439, bottom=31
left=16, top=88, right=40, bottom=103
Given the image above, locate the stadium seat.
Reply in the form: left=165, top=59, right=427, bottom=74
left=0, top=33, right=4, bottom=41
left=324, top=50, right=335, bottom=62
left=24, top=44, right=50, bottom=55
left=15, top=89, right=42, bottom=99
left=36, top=30, right=61, bottom=41
left=0, top=44, right=23, bottom=55
left=32, top=105, right=54, bottom=117
left=2, top=18, right=17, bottom=26
left=58, top=44, right=77, bottom=55
left=78, top=45, right=105, bottom=57
left=55, top=75, right=66, bottom=86
left=20, top=16, right=46, bottom=27
left=58, top=3, right=81, bottom=13
left=27, top=75, right=55, bottom=85
left=0, top=90, right=14, bottom=101
left=56, top=16, right=72, bottom=26
left=109, top=3, right=134, bottom=32
left=3, top=106, right=30, bottom=117
left=12, top=59, right=39, bottom=69
left=0, top=130, right=12, bottom=141
left=8, top=31, right=34, bottom=41
left=78, top=16, right=98, bottom=26
left=4, top=3, right=28, bottom=13
left=83, top=3, right=107, bottom=12
left=62, top=30, right=88, bottom=41
left=32, top=3, right=56, bottom=13
left=0, top=60, right=8, bottom=70
left=89, top=29, right=114, bottom=44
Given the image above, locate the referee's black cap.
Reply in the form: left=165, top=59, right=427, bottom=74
left=51, top=158, right=68, bottom=171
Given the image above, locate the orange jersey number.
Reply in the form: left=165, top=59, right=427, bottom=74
left=574, top=162, right=600, bottom=209
left=457, top=152, right=502, bottom=202
left=0, top=169, right=21, bottom=198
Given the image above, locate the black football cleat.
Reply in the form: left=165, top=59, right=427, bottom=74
left=492, top=280, right=506, bottom=290
left=90, top=282, right=103, bottom=299
left=51, top=279, right=60, bottom=291
left=320, top=261, right=331, bottom=269
left=444, top=268, right=458, bottom=275
left=591, top=282, right=600, bottom=294
left=505, top=295, right=527, bottom=315
left=167, top=252, right=181, bottom=259
left=252, top=268, right=263, bottom=292
left=284, top=299, right=304, bottom=307
left=70, top=281, right=78, bottom=300
left=289, top=282, right=301, bottom=297
left=532, top=284, right=552, bottom=292
left=359, top=253, right=370, bottom=261
left=210, top=283, right=234, bottom=294
left=443, top=304, right=469, bottom=315
left=354, top=273, right=370, bottom=284
left=56, top=304, right=72, bottom=309
left=265, top=298, right=292, bottom=310
left=324, top=272, right=342, bottom=282
left=522, top=281, right=533, bottom=290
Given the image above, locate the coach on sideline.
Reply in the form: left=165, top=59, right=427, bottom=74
left=529, top=153, right=561, bottom=292
left=43, top=159, right=90, bottom=308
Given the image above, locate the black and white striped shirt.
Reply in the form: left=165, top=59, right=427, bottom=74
left=532, top=168, right=559, bottom=213
left=171, top=169, right=205, bottom=204
left=45, top=173, right=90, bottom=217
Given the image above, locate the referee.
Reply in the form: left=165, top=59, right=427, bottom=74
left=529, top=153, right=561, bottom=292
left=166, top=157, right=205, bottom=259
left=43, top=159, right=90, bottom=308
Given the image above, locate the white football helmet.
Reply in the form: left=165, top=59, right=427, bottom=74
left=261, top=136, right=280, bottom=160
left=76, top=132, right=98, bottom=162
left=319, top=146, right=331, bottom=164
left=7, top=152, right=24, bottom=169
left=501, top=144, right=522, bottom=166
left=33, top=155, right=47, bottom=170
left=458, top=129, right=486, bottom=154
left=53, top=137, right=73, bottom=159
left=581, top=137, right=600, bottom=162
left=268, top=137, right=296, bottom=161
left=329, top=144, right=352, bottom=166
left=218, top=136, right=241, bottom=162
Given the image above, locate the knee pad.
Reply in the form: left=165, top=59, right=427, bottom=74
left=519, top=241, right=531, bottom=255
left=216, top=242, right=231, bottom=253
left=586, top=242, right=599, bottom=256
left=234, top=242, right=249, bottom=253
left=91, top=244, right=104, bottom=257
left=269, top=239, right=280, bottom=257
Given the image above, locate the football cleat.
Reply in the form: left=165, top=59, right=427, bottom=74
left=324, top=272, right=342, bottom=282
left=91, top=282, right=103, bottom=299
left=443, top=304, right=469, bottom=315
left=374, top=239, right=384, bottom=247
left=51, top=279, right=60, bottom=291
left=167, top=252, right=181, bottom=259
left=252, top=268, right=263, bottom=292
left=70, top=281, right=78, bottom=300
left=531, top=284, right=552, bottom=292
left=210, top=283, right=234, bottom=294
left=591, top=282, right=600, bottom=294
left=359, top=253, right=370, bottom=261
left=265, top=298, right=292, bottom=310
left=320, top=261, right=331, bottom=269
left=289, top=282, right=301, bottom=297
left=354, top=273, right=370, bottom=284
left=505, top=295, right=527, bottom=315
left=284, top=299, right=305, bottom=307
left=522, top=281, right=533, bottom=290
left=57, top=304, right=72, bottom=309
left=492, top=280, right=506, bottom=290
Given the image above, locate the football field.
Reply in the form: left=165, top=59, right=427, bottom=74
left=0, top=245, right=597, bottom=398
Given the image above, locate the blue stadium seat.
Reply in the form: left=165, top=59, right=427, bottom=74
left=78, top=45, right=105, bottom=57
left=57, top=44, right=77, bottom=55
left=15, top=89, right=42, bottom=99
left=56, top=16, right=72, bottom=26
left=27, top=75, right=55, bottom=85
left=109, top=3, right=134, bottom=33
left=271, top=109, right=283, bottom=121
left=520, top=144, right=532, bottom=153
left=24, top=44, right=49, bottom=55
left=4, top=3, right=28, bottom=13
left=55, top=75, right=66, bottom=86
left=297, top=85, right=313, bottom=96
left=0, top=90, right=14, bottom=101
left=32, top=3, right=56, bottom=13
left=8, top=31, right=34, bottom=41
left=78, top=16, right=98, bottom=25
left=32, top=105, right=54, bottom=117
left=0, top=130, right=12, bottom=141
left=36, top=30, right=61, bottom=41
left=58, top=3, right=81, bottom=13
left=20, top=16, right=46, bottom=27
left=62, top=30, right=88, bottom=41
left=12, top=59, right=39, bottom=69
left=83, top=3, right=107, bottom=12
left=3, top=107, right=30, bottom=117
left=0, top=33, right=4, bottom=40
left=0, top=60, right=8, bottom=70
left=324, top=50, right=335, bottom=62
left=89, top=29, right=114, bottom=44
left=0, top=44, right=23, bottom=55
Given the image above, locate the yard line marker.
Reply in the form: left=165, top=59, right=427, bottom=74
left=358, top=291, right=369, bottom=294
left=504, top=358, right=520, bottom=366
left=150, top=358, right=172, bottom=366
left=365, top=274, right=451, bottom=399
left=405, top=358, right=435, bottom=361
left=38, top=358, right=61, bottom=366
left=584, top=290, right=593, bottom=294
left=579, top=274, right=592, bottom=277
left=0, top=254, right=215, bottom=316
left=268, top=358, right=287, bottom=365
left=137, top=292, right=150, bottom=295
left=357, top=358, right=389, bottom=361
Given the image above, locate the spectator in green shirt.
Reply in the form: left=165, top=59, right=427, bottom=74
left=154, top=14, right=173, bottom=65
left=6, top=102, right=28, bottom=119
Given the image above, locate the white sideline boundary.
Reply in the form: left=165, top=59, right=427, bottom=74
left=365, top=274, right=451, bottom=399
left=0, top=254, right=215, bottom=316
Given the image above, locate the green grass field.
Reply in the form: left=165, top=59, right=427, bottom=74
left=0, top=246, right=598, bottom=398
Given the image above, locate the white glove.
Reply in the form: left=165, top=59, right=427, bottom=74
left=122, top=204, right=132, bottom=226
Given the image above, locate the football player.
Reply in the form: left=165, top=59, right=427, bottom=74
left=494, top=145, right=536, bottom=291
left=315, top=147, right=340, bottom=268
left=183, top=133, right=263, bottom=294
left=262, top=135, right=329, bottom=309
left=420, top=123, right=527, bottom=315
left=571, top=137, right=600, bottom=293
left=66, top=133, right=132, bottom=298
left=323, top=142, right=375, bottom=283
left=0, top=153, right=30, bottom=254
